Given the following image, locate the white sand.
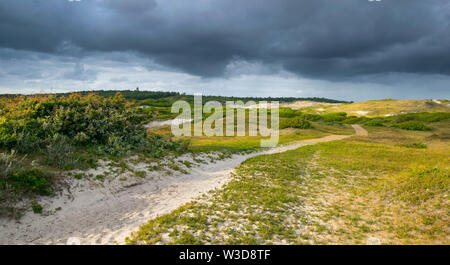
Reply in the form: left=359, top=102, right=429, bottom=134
left=0, top=126, right=367, bottom=245
left=281, top=101, right=341, bottom=109
left=354, top=110, right=370, bottom=116
left=432, top=99, right=442, bottom=104
left=144, top=118, right=192, bottom=128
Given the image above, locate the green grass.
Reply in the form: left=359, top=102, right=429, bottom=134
left=31, top=200, right=43, bottom=214
left=148, top=120, right=353, bottom=154
left=127, top=123, right=449, bottom=245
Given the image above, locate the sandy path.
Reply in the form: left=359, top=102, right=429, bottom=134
left=351, top=124, right=368, bottom=136
left=0, top=125, right=367, bottom=245
left=144, top=118, right=192, bottom=128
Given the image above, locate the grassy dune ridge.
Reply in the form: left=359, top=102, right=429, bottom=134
left=294, top=99, right=450, bottom=117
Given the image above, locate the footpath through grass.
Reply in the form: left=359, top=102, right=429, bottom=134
left=149, top=121, right=354, bottom=153
left=127, top=125, right=449, bottom=245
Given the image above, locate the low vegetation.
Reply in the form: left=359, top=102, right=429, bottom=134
left=280, top=117, right=312, bottom=129
left=393, top=121, right=432, bottom=131
left=1, top=90, right=448, bottom=245
left=0, top=92, right=188, bottom=217
left=0, top=151, right=53, bottom=218
left=305, top=99, right=450, bottom=117
left=127, top=124, right=449, bottom=245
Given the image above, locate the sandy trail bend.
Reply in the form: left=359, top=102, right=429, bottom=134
left=0, top=125, right=367, bottom=245
left=351, top=124, right=368, bottom=136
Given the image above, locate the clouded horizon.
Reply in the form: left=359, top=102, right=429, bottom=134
left=0, top=0, right=449, bottom=101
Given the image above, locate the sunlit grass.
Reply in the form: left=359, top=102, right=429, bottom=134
left=128, top=122, right=449, bottom=245
left=148, top=120, right=354, bottom=153
left=314, top=99, right=450, bottom=117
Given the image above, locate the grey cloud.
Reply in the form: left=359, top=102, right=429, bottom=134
left=110, top=77, right=129, bottom=83
left=0, top=0, right=448, bottom=80
left=105, top=0, right=157, bottom=14
left=0, top=0, right=449, bottom=101
left=61, top=63, right=98, bottom=81
left=0, top=47, right=448, bottom=101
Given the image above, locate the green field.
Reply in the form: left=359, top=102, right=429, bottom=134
left=127, top=123, right=449, bottom=245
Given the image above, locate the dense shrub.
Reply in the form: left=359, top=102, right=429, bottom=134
left=0, top=93, right=186, bottom=163
left=403, top=142, right=427, bottom=149
left=0, top=151, right=52, bottom=217
left=343, top=116, right=370, bottom=124
left=15, top=131, right=45, bottom=154
left=363, top=119, right=384, bottom=127
left=320, top=112, right=347, bottom=123
left=0, top=151, right=52, bottom=195
left=319, top=111, right=448, bottom=126
left=394, top=114, right=416, bottom=123
left=1, top=169, right=52, bottom=196
left=393, top=121, right=432, bottom=131
left=45, top=134, right=78, bottom=169
left=421, top=112, right=450, bottom=122
left=280, top=117, right=312, bottom=129
left=279, top=107, right=303, bottom=118
left=302, top=113, right=321, bottom=121
left=393, top=112, right=450, bottom=123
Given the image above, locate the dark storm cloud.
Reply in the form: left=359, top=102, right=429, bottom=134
left=0, top=0, right=449, bottom=79
left=61, top=63, right=98, bottom=81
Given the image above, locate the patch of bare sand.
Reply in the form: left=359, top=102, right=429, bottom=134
left=144, top=118, right=192, bottom=128
left=281, top=101, right=341, bottom=109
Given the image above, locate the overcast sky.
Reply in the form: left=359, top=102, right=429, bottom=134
left=0, top=0, right=449, bottom=101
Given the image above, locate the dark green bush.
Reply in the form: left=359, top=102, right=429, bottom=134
left=393, top=112, right=450, bottom=123
left=31, top=200, right=43, bottom=214
left=279, top=107, right=303, bottom=118
left=0, top=151, right=53, bottom=217
left=0, top=93, right=187, bottom=164
left=363, top=119, right=384, bottom=127
left=302, top=113, right=321, bottom=121
left=393, top=121, right=432, bottom=131
left=403, top=142, right=427, bottom=149
left=343, top=116, right=370, bottom=124
left=320, top=112, right=347, bottom=123
left=0, top=169, right=52, bottom=196
left=280, top=117, right=312, bottom=129
left=394, top=114, right=416, bottom=123
left=419, top=112, right=450, bottom=122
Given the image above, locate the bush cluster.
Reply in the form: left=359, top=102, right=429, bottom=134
left=403, top=142, right=427, bottom=149
left=277, top=110, right=445, bottom=132
left=280, top=117, right=312, bottom=129
left=363, top=119, right=384, bottom=127
left=393, top=121, right=432, bottom=131
left=0, top=151, right=52, bottom=218
left=320, top=112, right=348, bottom=123
left=0, top=93, right=188, bottom=166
